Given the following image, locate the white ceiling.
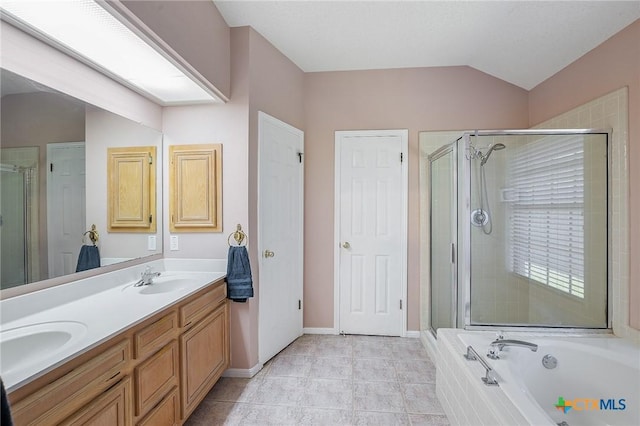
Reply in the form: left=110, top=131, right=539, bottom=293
left=214, top=1, right=640, bottom=90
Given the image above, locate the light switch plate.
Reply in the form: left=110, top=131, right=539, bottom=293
left=147, top=235, right=156, bottom=251
left=170, top=235, right=179, bottom=251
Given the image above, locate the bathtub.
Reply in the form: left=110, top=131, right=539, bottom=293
left=455, top=332, right=640, bottom=426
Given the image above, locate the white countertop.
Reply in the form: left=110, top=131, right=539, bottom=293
left=0, top=259, right=226, bottom=393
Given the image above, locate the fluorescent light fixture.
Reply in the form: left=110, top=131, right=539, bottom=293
left=0, top=0, right=220, bottom=104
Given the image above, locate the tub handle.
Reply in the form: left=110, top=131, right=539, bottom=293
left=463, top=345, right=499, bottom=387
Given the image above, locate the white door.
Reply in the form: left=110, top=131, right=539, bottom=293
left=47, top=142, right=86, bottom=278
left=258, top=112, right=304, bottom=364
left=335, top=130, right=408, bottom=336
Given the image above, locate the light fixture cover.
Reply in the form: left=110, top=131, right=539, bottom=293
left=1, top=0, right=219, bottom=104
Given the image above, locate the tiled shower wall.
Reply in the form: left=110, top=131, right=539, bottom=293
left=533, top=87, right=637, bottom=341
left=420, top=87, right=636, bottom=341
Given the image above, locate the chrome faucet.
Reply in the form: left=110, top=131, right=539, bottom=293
left=487, top=339, right=538, bottom=359
left=134, top=266, right=161, bottom=287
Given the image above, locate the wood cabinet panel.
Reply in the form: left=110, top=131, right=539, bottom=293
left=12, top=340, right=130, bottom=425
left=134, top=312, right=178, bottom=359
left=8, top=279, right=228, bottom=426
left=107, top=146, right=156, bottom=233
left=180, top=302, right=229, bottom=419
left=134, top=341, right=179, bottom=417
left=61, top=377, right=132, bottom=426
left=169, top=144, right=222, bottom=233
left=180, top=283, right=226, bottom=328
left=136, top=387, right=179, bottom=426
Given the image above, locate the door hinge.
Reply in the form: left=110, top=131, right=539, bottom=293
left=298, top=152, right=303, bottom=163
left=400, top=300, right=403, bottom=310
left=50, top=163, right=54, bottom=172
left=149, top=214, right=153, bottom=224
left=298, top=300, right=302, bottom=310
left=148, top=155, right=153, bottom=165
left=400, top=152, right=404, bottom=163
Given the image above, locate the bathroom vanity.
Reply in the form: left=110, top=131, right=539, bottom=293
left=1, top=261, right=229, bottom=426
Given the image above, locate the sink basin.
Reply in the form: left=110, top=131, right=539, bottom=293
left=127, top=276, right=198, bottom=295
left=0, top=321, right=87, bottom=378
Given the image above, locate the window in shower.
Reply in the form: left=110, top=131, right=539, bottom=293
left=508, top=134, right=585, bottom=299
left=468, top=131, right=608, bottom=329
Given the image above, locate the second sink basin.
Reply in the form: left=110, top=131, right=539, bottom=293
left=123, top=275, right=200, bottom=295
left=138, top=276, right=198, bottom=294
left=0, top=321, right=88, bottom=381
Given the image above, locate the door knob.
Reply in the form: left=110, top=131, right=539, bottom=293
left=264, top=250, right=275, bottom=258
left=342, top=242, right=351, bottom=249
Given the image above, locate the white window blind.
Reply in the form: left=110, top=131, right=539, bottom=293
left=508, top=135, right=585, bottom=298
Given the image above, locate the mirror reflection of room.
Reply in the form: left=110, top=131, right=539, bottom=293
left=0, top=69, right=162, bottom=290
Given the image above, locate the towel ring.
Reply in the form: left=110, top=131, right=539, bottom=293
left=83, top=224, right=99, bottom=246
left=228, top=224, right=247, bottom=246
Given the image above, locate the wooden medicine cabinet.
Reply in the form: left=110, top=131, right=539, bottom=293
left=169, top=144, right=222, bottom=233
left=107, top=146, right=156, bottom=233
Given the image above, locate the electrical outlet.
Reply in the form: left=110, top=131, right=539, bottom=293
left=170, top=235, right=179, bottom=251
left=147, top=236, right=156, bottom=251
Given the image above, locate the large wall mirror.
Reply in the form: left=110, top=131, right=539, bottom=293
left=0, top=69, right=163, bottom=291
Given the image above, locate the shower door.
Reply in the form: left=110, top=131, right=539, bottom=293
left=429, top=144, right=457, bottom=334
left=0, top=165, right=28, bottom=288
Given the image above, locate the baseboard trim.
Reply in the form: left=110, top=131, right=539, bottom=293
left=222, top=363, right=263, bottom=378
left=302, top=327, right=338, bottom=335
left=405, top=330, right=420, bottom=338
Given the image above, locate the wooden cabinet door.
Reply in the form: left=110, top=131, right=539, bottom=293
left=61, top=377, right=132, bottom=426
left=134, top=341, right=179, bottom=418
left=169, top=144, right=222, bottom=233
left=180, top=302, right=229, bottom=419
left=107, top=146, right=156, bottom=232
left=136, top=388, right=179, bottom=426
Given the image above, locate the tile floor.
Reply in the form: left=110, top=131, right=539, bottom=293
left=186, top=334, right=450, bottom=425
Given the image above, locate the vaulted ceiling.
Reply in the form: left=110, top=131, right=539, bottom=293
left=215, top=1, right=640, bottom=90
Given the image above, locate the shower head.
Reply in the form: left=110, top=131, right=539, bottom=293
left=480, top=143, right=506, bottom=166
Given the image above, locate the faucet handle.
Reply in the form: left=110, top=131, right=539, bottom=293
left=487, top=347, right=501, bottom=360
left=495, top=330, right=505, bottom=341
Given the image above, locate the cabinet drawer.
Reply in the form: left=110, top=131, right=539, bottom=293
left=180, top=282, right=226, bottom=328
left=134, top=341, right=179, bottom=417
left=61, top=376, right=132, bottom=426
left=12, top=339, right=131, bottom=425
left=134, top=312, right=178, bottom=359
left=136, top=387, right=179, bottom=426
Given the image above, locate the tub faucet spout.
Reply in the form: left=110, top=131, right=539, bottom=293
left=487, top=339, right=538, bottom=359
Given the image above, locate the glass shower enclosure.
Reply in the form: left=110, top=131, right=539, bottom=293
left=428, top=129, right=610, bottom=334
left=0, top=163, right=34, bottom=288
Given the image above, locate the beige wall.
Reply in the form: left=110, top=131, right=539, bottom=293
left=162, top=26, right=304, bottom=370
left=303, top=67, right=529, bottom=330
left=529, top=19, right=640, bottom=330
left=85, top=106, right=163, bottom=261
left=122, top=0, right=231, bottom=99
left=1, top=92, right=85, bottom=279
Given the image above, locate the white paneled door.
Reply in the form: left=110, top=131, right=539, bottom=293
left=47, top=142, right=86, bottom=278
left=258, top=112, right=304, bottom=364
left=335, top=130, right=408, bottom=336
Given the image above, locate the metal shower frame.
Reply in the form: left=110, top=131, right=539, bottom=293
left=428, top=128, right=613, bottom=335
